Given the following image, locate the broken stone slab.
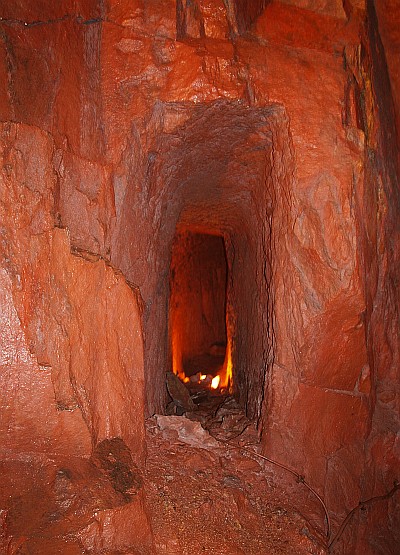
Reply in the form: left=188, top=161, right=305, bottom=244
left=155, top=416, right=221, bottom=450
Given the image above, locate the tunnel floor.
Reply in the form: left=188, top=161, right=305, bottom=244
left=144, top=413, right=327, bottom=554
left=0, top=407, right=328, bottom=554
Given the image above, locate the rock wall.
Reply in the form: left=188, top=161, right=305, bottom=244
left=348, top=0, right=400, bottom=551
left=0, top=0, right=399, bottom=552
left=0, top=122, right=146, bottom=464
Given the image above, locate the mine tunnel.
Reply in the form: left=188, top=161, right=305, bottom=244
left=142, top=101, right=281, bottom=422
left=169, top=230, right=230, bottom=391
left=1, top=0, right=399, bottom=553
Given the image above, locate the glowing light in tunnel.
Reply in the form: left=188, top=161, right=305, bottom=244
left=218, top=339, right=233, bottom=391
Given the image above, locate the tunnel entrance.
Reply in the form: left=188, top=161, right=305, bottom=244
left=168, top=229, right=232, bottom=395
left=139, top=101, right=290, bottom=423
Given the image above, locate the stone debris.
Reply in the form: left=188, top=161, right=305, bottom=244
left=145, top=417, right=327, bottom=555
left=156, top=415, right=221, bottom=450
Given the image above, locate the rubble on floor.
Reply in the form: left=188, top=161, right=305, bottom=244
left=0, top=395, right=330, bottom=554
left=145, top=395, right=328, bottom=554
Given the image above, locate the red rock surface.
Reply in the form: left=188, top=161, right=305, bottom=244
left=374, top=0, right=400, bottom=168
left=0, top=452, right=153, bottom=554
left=0, top=121, right=149, bottom=551
left=145, top=414, right=327, bottom=555
left=0, top=0, right=399, bottom=553
left=0, top=122, right=146, bottom=462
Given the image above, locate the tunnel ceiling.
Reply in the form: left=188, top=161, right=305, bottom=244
left=148, top=101, right=277, bottom=234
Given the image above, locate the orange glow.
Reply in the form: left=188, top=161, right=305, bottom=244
left=171, top=327, right=233, bottom=392
left=218, top=338, right=233, bottom=391
left=172, top=331, right=187, bottom=382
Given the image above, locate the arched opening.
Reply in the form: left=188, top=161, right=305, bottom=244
left=168, top=229, right=232, bottom=395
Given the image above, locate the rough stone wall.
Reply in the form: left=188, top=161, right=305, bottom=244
left=0, top=122, right=146, bottom=464
left=102, top=2, right=399, bottom=548
left=0, top=0, right=147, bottom=465
left=0, top=0, right=399, bottom=552
left=348, top=0, right=400, bottom=551
left=374, top=0, right=400, bottom=165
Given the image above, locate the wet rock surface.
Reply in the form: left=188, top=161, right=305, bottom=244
left=0, top=451, right=153, bottom=554
left=0, top=0, right=399, bottom=553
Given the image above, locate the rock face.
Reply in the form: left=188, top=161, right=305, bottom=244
left=0, top=122, right=149, bottom=550
left=0, top=122, right=146, bottom=462
left=0, top=0, right=399, bottom=553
